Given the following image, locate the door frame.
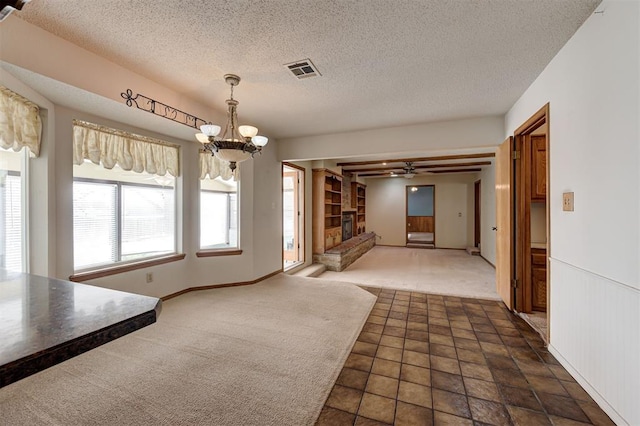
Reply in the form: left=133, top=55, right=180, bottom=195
left=474, top=180, right=481, bottom=248
left=405, top=184, right=435, bottom=246
left=513, top=103, right=550, bottom=342
left=282, top=162, right=305, bottom=271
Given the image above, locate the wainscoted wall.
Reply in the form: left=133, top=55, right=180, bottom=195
left=549, top=259, right=639, bottom=426
left=504, top=1, right=639, bottom=424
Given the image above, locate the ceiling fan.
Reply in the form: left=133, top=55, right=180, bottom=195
left=402, top=162, right=417, bottom=179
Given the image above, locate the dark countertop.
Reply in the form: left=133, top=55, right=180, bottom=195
left=0, top=269, right=161, bottom=388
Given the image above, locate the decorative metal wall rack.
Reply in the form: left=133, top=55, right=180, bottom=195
left=121, top=89, right=207, bottom=130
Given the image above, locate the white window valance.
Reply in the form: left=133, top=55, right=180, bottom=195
left=73, top=120, right=180, bottom=177
left=0, top=86, right=43, bottom=157
left=199, top=151, right=238, bottom=181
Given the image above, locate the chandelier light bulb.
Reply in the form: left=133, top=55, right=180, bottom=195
left=200, top=124, right=221, bottom=137
left=238, top=125, right=258, bottom=138
left=195, top=133, right=209, bottom=144
left=252, top=135, right=268, bottom=147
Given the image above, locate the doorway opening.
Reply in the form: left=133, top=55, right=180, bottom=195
left=474, top=180, right=481, bottom=248
left=283, top=163, right=305, bottom=271
left=514, top=105, right=549, bottom=341
left=406, top=185, right=435, bottom=248
left=496, top=104, right=550, bottom=342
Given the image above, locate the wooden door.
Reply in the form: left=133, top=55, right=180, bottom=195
left=496, top=137, right=514, bottom=309
left=474, top=180, right=481, bottom=247
left=531, top=248, right=547, bottom=311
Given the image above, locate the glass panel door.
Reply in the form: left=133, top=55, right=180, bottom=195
left=283, top=164, right=304, bottom=270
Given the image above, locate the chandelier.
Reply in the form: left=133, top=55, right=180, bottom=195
left=195, top=74, right=268, bottom=172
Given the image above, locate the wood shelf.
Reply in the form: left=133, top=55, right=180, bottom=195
left=351, top=182, right=367, bottom=235
left=313, top=169, right=344, bottom=254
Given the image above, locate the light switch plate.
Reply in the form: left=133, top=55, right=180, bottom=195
left=563, top=192, right=574, bottom=211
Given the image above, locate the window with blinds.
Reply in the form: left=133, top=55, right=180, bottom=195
left=73, top=162, right=176, bottom=271
left=200, top=176, right=238, bottom=249
left=0, top=149, right=24, bottom=272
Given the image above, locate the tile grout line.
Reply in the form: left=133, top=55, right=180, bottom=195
left=317, top=286, right=609, bottom=426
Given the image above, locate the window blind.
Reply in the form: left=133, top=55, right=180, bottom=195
left=121, top=185, right=175, bottom=260
left=1, top=174, right=22, bottom=271
left=73, top=181, right=118, bottom=269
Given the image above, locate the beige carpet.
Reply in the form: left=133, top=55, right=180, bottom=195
left=320, top=246, right=500, bottom=300
left=0, top=274, right=375, bottom=425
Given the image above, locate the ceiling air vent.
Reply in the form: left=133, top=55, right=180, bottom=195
left=285, top=59, right=321, bottom=79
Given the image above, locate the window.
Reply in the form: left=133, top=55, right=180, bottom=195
left=0, top=86, right=43, bottom=273
left=200, top=176, right=238, bottom=249
left=0, top=148, right=25, bottom=272
left=73, top=162, right=176, bottom=270
left=283, top=163, right=304, bottom=270
left=72, top=120, right=180, bottom=272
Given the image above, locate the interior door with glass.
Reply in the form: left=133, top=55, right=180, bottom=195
left=406, top=185, right=435, bottom=248
left=283, top=164, right=304, bottom=270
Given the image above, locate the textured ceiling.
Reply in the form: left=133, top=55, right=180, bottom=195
left=16, top=0, right=600, bottom=140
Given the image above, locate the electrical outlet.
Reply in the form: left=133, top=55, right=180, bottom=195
left=146, top=272, right=153, bottom=283
left=563, top=192, right=574, bottom=211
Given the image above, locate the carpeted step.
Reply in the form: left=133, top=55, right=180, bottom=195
left=406, top=243, right=435, bottom=249
left=293, top=263, right=327, bottom=277
left=466, top=247, right=481, bottom=256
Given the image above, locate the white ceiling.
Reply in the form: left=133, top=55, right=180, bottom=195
left=15, top=0, right=600, bottom=140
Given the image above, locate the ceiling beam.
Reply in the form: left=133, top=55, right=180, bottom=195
left=429, top=168, right=482, bottom=174
left=336, top=152, right=495, bottom=167
left=345, top=161, right=492, bottom=173
left=358, top=168, right=483, bottom=177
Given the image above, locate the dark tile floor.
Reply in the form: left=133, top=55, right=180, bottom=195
left=316, top=288, right=614, bottom=426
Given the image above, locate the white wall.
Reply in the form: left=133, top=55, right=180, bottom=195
left=365, top=173, right=478, bottom=248
left=278, top=116, right=504, bottom=162
left=505, top=1, right=639, bottom=424
left=48, top=106, right=281, bottom=298
left=0, top=18, right=284, bottom=299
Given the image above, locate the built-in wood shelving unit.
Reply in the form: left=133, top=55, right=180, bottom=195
left=351, top=182, right=366, bottom=236
left=313, top=169, right=343, bottom=254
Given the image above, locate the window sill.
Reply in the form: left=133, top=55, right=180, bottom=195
left=70, top=253, right=186, bottom=282
left=196, top=249, right=243, bottom=257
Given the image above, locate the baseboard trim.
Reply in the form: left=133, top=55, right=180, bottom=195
left=548, top=344, right=626, bottom=426
left=480, top=255, right=496, bottom=268
left=161, top=269, right=283, bottom=301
